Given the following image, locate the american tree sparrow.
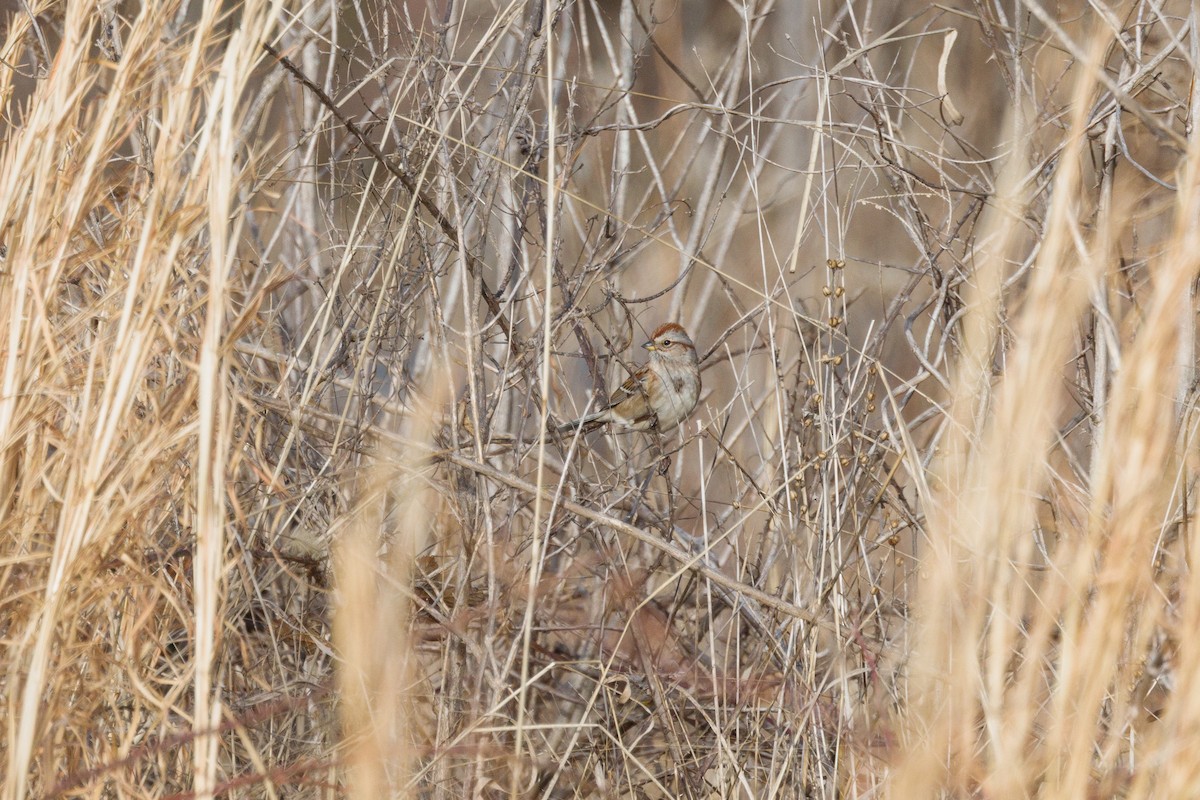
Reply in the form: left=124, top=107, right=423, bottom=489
left=557, top=322, right=701, bottom=433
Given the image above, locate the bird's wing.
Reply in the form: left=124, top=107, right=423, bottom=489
left=606, top=370, right=650, bottom=407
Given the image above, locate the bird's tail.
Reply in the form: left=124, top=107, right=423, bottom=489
left=555, top=411, right=604, bottom=434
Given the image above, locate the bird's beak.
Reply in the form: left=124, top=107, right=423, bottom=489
left=642, top=340, right=656, bottom=352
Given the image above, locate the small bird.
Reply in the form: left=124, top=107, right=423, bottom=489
left=557, top=322, right=701, bottom=433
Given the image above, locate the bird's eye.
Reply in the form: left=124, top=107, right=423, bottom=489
left=661, top=339, right=671, bottom=346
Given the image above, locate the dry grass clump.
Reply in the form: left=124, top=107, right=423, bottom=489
left=1, top=0, right=1199, bottom=797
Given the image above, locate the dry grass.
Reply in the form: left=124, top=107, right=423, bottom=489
left=1, top=0, right=1197, bottom=797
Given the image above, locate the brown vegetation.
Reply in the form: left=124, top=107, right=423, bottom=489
left=1, top=0, right=1197, bottom=797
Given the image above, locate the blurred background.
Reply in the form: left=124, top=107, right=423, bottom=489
left=0, top=0, right=1196, bottom=797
